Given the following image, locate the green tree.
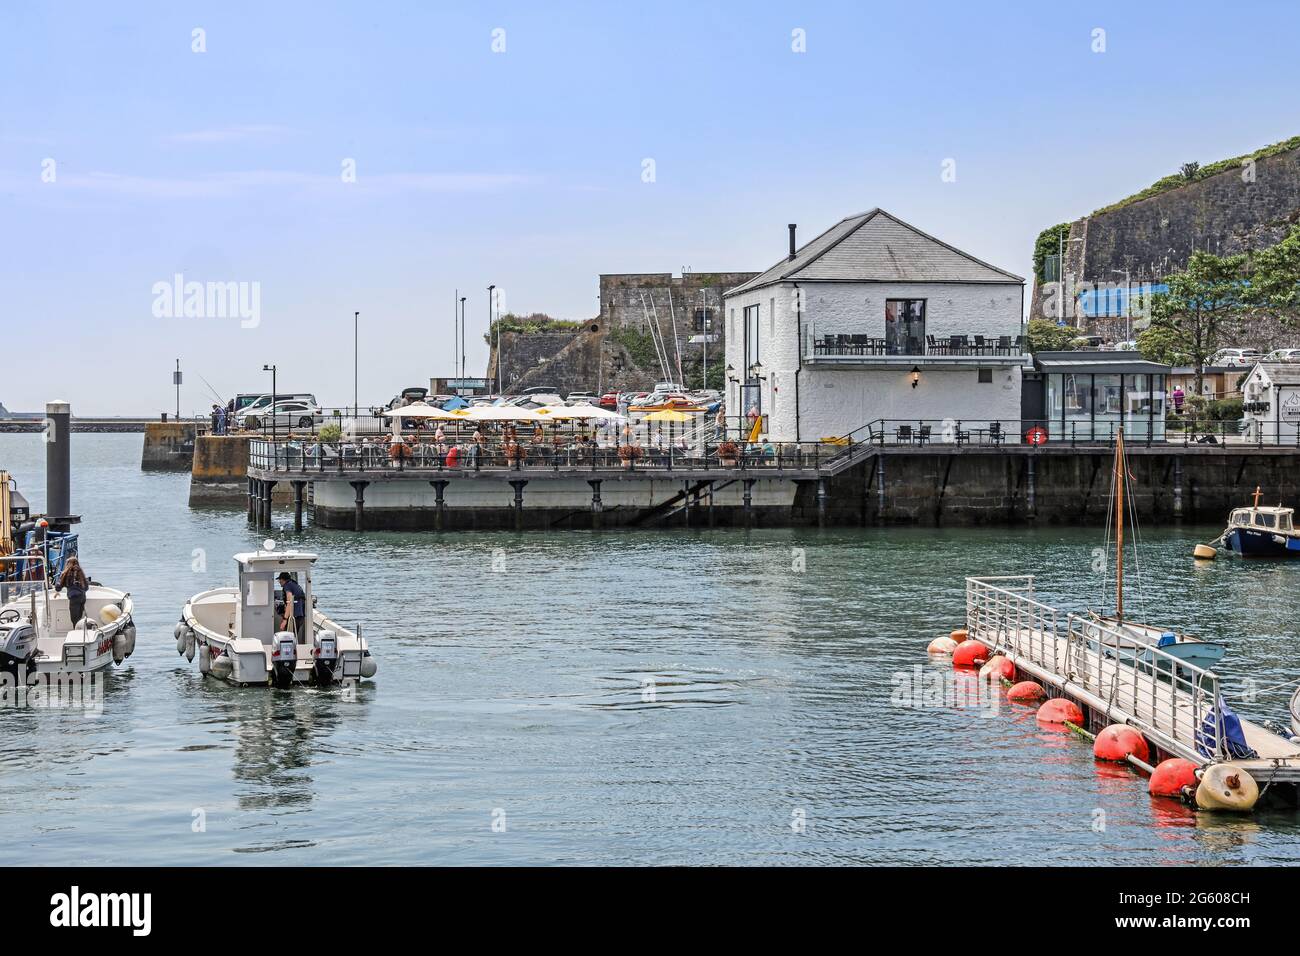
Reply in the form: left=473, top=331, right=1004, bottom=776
left=1025, top=318, right=1081, bottom=353
left=1242, top=222, right=1300, bottom=324
left=1146, top=250, right=1248, bottom=395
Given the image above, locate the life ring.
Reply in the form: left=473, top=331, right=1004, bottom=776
left=1025, top=426, right=1047, bottom=446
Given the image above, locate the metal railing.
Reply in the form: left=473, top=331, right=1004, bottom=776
left=965, top=575, right=1225, bottom=761
left=247, top=438, right=838, bottom=476
left=805, top=328, right=1026, bottom=359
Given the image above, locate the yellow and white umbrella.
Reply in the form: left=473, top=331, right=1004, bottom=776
left=380, top=402, right=461, bottom=420
left=642, top=409, right=694, bottom=423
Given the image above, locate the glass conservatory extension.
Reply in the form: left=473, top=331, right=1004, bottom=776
left=1038, top=355, right=1169, bottom=443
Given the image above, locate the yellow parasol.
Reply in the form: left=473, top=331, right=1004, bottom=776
left=642, top=409, right=693, bottom=423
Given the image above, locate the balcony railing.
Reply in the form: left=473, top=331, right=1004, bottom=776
left=805, top=331, right=1026, bottom=360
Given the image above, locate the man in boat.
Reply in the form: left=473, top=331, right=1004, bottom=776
left=277, top=572, right=306, bottom=639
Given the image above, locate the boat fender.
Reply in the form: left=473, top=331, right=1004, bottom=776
left=174, top=620, right=188, bottom=643
left=99, top=605, right=122, bottom=625
left=1036, top=698, right=1084, bottom=726
left=927, top=636, right=958, bottom=656
left=1006, top=681, right=1044, bottom=702
left=360, top=652, right=378, bottom=679
left=1194, top=764, right=1259, bottom=812
left=211, top=652, right=233, bottom=681
left=1093, top=724, right=1151, bottom=764
left=1193, top=544, right=1217, bottom=560
left=111, top=632, right=127, bottom=665
left=1148, top=758, right=1199, bottom=798
left=950, top=629, right=968, bottom=643
left=951, top=640, right=988, bottom=669
left=198, top=643, right=211, bottom=675
left=184, top=631, right=196, bottom=662
left=979, top=655, right=1015, bottom=683
left=122, top=622, right=137, bottom=658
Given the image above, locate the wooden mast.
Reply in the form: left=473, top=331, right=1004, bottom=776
left=1115, top=429, right=1125, bottom=622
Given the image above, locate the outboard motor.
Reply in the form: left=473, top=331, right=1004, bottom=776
left=312, top=630, right=338, bottom=686
left=0, top=618, right=37, bottom=682
left=270, top=631, right=298, bottom=688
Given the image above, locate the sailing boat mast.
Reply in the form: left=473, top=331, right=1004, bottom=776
left=1115, top=428, right=1125, bottom=622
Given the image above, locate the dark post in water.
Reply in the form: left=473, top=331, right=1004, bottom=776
left=45, top=400, right=74, bottom=531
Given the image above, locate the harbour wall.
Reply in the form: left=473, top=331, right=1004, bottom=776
left=307, top=474, right=796, bottom=530
left=141, top=422, right=197, bottom=471
left=191, top=435, right=289, bottom=505
left=802, top=448, right=1300, bottom=526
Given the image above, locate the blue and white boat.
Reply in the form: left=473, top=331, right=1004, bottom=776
left=1222, top=487, right=1300, bottom=558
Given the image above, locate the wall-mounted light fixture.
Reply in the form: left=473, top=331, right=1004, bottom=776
left=910, top=366, right=921, bottom=389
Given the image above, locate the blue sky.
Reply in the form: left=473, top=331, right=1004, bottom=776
left=2, top=1, right=1298, bottom=414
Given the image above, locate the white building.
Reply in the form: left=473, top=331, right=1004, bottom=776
left=1241, top=363, right=1300, bottom=444
left=723, top=209, right=1027, bottom=443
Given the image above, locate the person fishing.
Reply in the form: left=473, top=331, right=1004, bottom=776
left=277, top=571, right=306, bottom=638
left=56, top=556, right=89, bottom=627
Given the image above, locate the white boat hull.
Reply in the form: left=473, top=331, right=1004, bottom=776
left=0, top=585, right=136, bottom=677
left=179, top=587, right=374, bottom=688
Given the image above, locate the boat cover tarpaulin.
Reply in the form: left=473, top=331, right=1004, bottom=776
left=1196, top=696, right=1259, bottom=759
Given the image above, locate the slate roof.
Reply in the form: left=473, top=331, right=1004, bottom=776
left=726, top=209, right=1023, bottom=296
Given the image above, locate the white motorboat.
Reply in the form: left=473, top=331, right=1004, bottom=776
left=175, top=544, right=376, bottom=688
left=0, top=555, right=137, bottom=679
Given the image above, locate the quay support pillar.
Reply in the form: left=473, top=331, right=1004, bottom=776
left=350, top=481, right=369, bottom=533
left=1173, top=457, right=1184, bottom=520
left=509, top=479, right=528, bottom=531
left=876, top=454, right=886, bottom=523
left=1026, top=454, right=1037, bottom=520
left=743, top=478, right=756, bottom=528
left=704, top=480, right=715, bottom=527
left=431, top=480, right=449, bottom=531
left=588, top=479, right=603, bottom=530
left=816, top=477, right=828, bottom=528
left=261, top=480, right=275, bottom=530
left=247, top=476, right=256, bottom=524
left=291, top=480, right=306, bottom=532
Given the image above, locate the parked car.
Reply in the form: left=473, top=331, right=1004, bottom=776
left=242, top=392, right=318, bottom=417
left=598, top=392, right=619, bottom=410
left=566, top=392, right=598, bottom=404
left=1264, top=348, right=1300, bottom=363
left=384, top=387, right=429, bottom=409
left=244, top=399, right=323, bottom=431
left=1210, top=348, right=1262, bottom=367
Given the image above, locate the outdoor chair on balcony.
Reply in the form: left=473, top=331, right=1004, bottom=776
left=997, top=335, right=1012, bottom=354
left=948, top=335, right=965, bottom=354
left=955, top=426, right=971, bottom=445
left=917, top=425, right=931, bottom=445
left=895, top=424, right=913, bottom=443
left=849, top=334, right=869, bottom=354
left=926, top=334, right=941, bottom=354
left=973, top=335, right=987, bottom=354
left=988, top=422, right=1004, bottom=445
left=1013, top=335, right=1024, bottom=353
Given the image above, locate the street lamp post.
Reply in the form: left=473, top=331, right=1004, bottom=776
left=263, top=364, right=277, bottom=445
left=488, top=284, right=498, bottom=394
left=173, top=359, right=182, bottom=421
left=460, top=296, right=467, bottom=384
left=353, top=311, right=359, bottom=419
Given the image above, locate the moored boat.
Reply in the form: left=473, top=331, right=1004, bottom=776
left=1220, top=487, right=1300, bottom=558
left=175, top=543, right=376, bottom=688
left=0, top=553, right=136, bottom=680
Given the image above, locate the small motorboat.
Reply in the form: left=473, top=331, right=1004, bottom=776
left=628, top=392, right=705, bottom=414
left=0, top=553, right=136, bottom=680
left=1218, top=487, right=1300, bottom=558
left=1089, top=615, right=1226, bottom=673
left=175, top=543, right=376, bottom=688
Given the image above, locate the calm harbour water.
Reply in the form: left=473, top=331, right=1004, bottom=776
left=3, top=432, right=1300, bottom=865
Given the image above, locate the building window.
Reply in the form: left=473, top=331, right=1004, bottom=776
left=978, top=368, right=993, bottom=384
left=693, top=308, right=713, bottom=333
left=743, top=304, right=760, bottom=373
left=885, top=299, right=926, bottom=355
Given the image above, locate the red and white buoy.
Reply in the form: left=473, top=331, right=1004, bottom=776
left=927, top=636, right=958, bottom=655
left=1006, top=680, right=1045, bottom=702
left=1148, top=758, right=1198, bottom=798
left=1093, top=724, right=1151, bottom=764
left=1036, top=697, right=1084, bottom=726
left=951, top=640, right=989, bottom=669
left=978, top=655, right=1015, bottom=682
